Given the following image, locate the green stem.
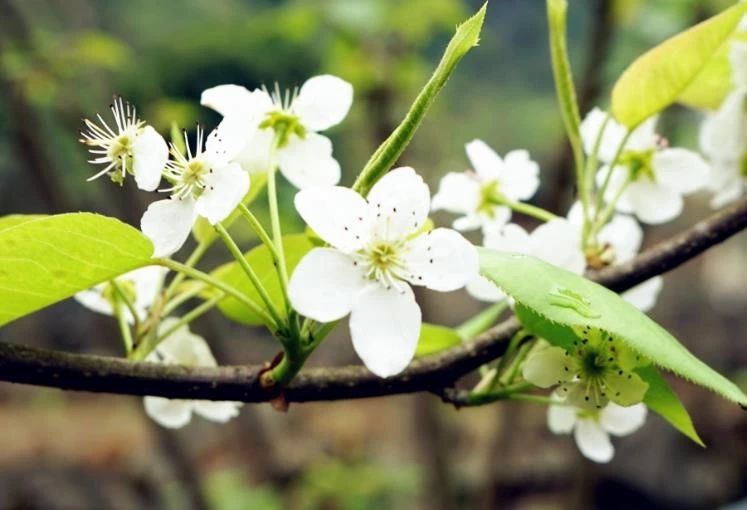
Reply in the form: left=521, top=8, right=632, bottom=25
left=214, top=224, right=284, bottom=327
left=238, top=203, right=276, bottom=254
left=157, top=258, right=278, bottom=331
left=161, top=284, right=207, bottom=317
left=593, top=129, right=632, bottom=224
left=465, top=381, right=533, bottom=405
left=455, top=301, right=508, bottom=339
left=266, top=162, right=290, bottom=310
left=504, top=200, right=558, bottom=222
left=582, top=114, right=611, bottom=245
left=164, top=239, right=211, bottom=299
left=109, top=279, right=139, bottom=330
left=591, top=173, right=631, bottom=238
left=490, top=329, right=530, bottom=391
left=113, top=296, right=134, bottom=355
left=131, top=294, right=223, bottom=361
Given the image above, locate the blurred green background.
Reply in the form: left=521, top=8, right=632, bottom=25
left=1, top=0, right=747, bottom=509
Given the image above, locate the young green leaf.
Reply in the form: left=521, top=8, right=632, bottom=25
left=612, top=2, right=747, bottom=127
left=478, top=248, right=747, bottom=407
left=352, top=3, right=486, bottom=196
left=637, top=365, right=704, bottom=446
left=211, top=234, right=314, bottom=325
left=0, top=215, right=45, bottom=232
left=546, top=0, right=584, bottom=176
left=0, top=213, right=153, bottom=327
left=415, top=323, right=463, bottom=358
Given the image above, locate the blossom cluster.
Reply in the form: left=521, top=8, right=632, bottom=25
left=74, top=31, right=742, bottom=460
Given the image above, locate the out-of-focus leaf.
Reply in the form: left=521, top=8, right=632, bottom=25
left=415, top=323, right=462, bottom=357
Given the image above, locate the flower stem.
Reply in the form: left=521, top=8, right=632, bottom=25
left=110, top=279, right=139, bottom=330
left=590, top=173, right=632, bottom=238
left=111, top=292, right=134, bottom=355
left=238, top=203, right=276, bottom=255
left=504, top=200, right=558, bottom=222
left=157, top=258, right=278, bottom=332
left=214, top=224, right=285, bottom=328
left=130, top=294, right=223, bottom=361
left=592, top=129, right=632, bottom=226
left=164, top=238, right=211, bottom=299
left=266, top=163, right=290, bottom=310
left=582, top=114, right=611, bottom=244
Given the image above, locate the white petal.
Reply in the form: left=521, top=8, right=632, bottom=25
left=566, top=201, right=585, bottom=227
left=235, top=127, right=275, bottom=175
left=200, top=85, right=272, bottom=118
left=498, top=149, right=540, bottom=201
left=465, top=274, right=506, bottom=302
left=653, top=148, right=709, bottom=195
left=453, top=214, right=485, bottom=232
left=144, top=397, right=193, bottom=429
left=130, top=266, right=168, bottom=319
left=154, top=318, right=217, bottom=367
left=430, top=172, right=481, bottom=215
left=277, top=132, right=341, bottom=189
left=74, top=286, right=113, bottom=316
left=132, top=126, right=168, bottom=191
left=626, top=181, right=683, bottom=224
left=206, top=115, right=257, bottom=162
left=580, top=108, right=627, bottom=162
left=529, top=219, right=586, bottom=274
left=600, top=403, right=647, bottom=436
left=465, top=139, right=503, bottom=180
left=625, top=116, right=658, bottom=153
left=547, top=399, right=578, bottom=434
left=483, top=223, right=531, bottom=253
left=288, top=248, right=366, bottom=322
left=403, top=228, right=478, bottom=292
left=699, top=89, right=747, bottom=158
left=478, top=207, right=513, bottom=233
left=709, top=162, right=745, bottom=208
left=598, top=214, right=642, bottom=264
left=349, top=284, right=421, bottom=377
left=622, top=276, right=663, bottom=312
left=574, top=418, right=614, bottom=463
left=141, top=198, right=198, bottom=257
left=294, top=186, right=372, bottom=252
left=367, top=167, right=431, bottom=241
left=193, top=401, right=242, bottom=423
left=730, top=41, right=747, bottom=87
left=522, top=345, right=574, bottom=388
left=293, top=75, right=353, bottom=132
left=195, top=163, right=250, bottom=225
left=597, top=165, right=634, bottom=214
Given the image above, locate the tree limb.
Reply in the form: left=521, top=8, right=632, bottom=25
left=0, top=197, right=746, bottom=403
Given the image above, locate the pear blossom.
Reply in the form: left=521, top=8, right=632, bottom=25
left=141, top=124, right=250, bottom=257
left=466, top=218, right=585, bottom=302
left=581, top=108, right=709, bottom=224
left=567, top=202, right=663, bottom=312
left=548, top=390, right=647, bottom=463
left=522, top=329, right=649, bottom=409
left=201, top=75, right=353, bottom=189
left=79, top=97, right=168, bottom=191
left=431, top=139, right=540, bottom=232
left=144, top=318, right=241, bottom=428
left=288, top=167, right=478, bottom=377
left=699, top=42, right=747, bottom=208
left=75, top=266, right=167, bottom=323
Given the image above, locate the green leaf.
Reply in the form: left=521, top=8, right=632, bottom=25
left=546, top=0, right=584, bottom=170
left=612, top=2, right=747, bottom=127
left=637, top=365, right=704, bottom=446
left=415, top=323, right=463, bottom=357
left=679, top=31, right=747, bottom=110
left=212, top=234, right=313, bottom=325
left=0, top=214, right=45, bottom=232
left=478, top=248, right=747, bottom=406
left=352, top=3, right=486, bottom=196
left=192, top=172, right=268, bottom=243
left=0, top=213, right=154, bottom=327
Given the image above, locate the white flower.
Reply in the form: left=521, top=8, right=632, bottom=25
left=522, top=330, right=649, bottom=409
left=581, top=108, right=709, bottom=224
left=548, top=390, right=647, bottom=463
left=699, top=43, right=747, bottom=208
left=288, top=167, right=478, bottom=377
left=79, top=97, right=168, bottom=191
left=431, top=140, right=540, bottom=232
left=74, top=266, right=167, bottom=323
left=567, top=202, right=662, bottom=312
left=141, top=124, right=250, bottom=257
left=466, top=219, right=585, bottom=302
left=144, top=318, right=241, bottom=428
left=201, top=75, right=353, bottom=189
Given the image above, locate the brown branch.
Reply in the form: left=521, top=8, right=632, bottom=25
left=0, top=197, right=746, bottom=403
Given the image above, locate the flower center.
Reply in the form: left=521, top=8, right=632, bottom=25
left=477, top=180, right=505, bottom=216
left=260, top=110, right=306, bottom=148
left=353, top=240, right=409, bottom=290
left=620, top=149, right=655, bottom=182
